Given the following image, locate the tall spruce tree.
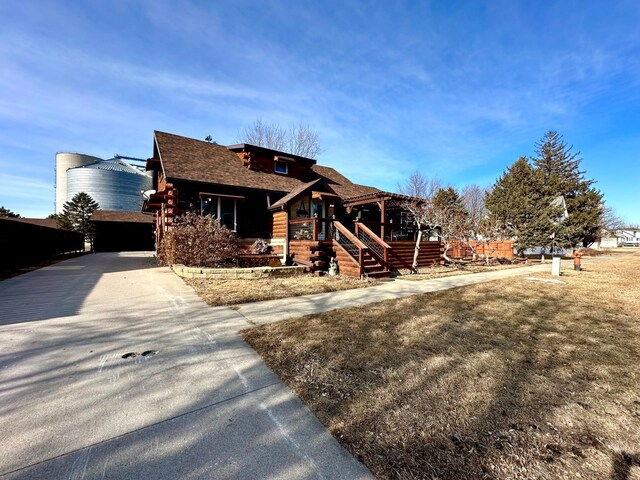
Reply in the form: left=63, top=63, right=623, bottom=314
left=485, top=157, right=547, bottom=254
left=433, top=187, right=467, bottom=217
left=532, top=131, right=603, bottom=248
left=58, top=192, right=100, bottom=244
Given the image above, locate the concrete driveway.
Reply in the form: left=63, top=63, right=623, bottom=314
left=0, top=253, right=372, bottom=479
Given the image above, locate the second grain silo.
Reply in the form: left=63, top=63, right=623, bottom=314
left=66, top=158, right=152, bottom=211
left=55, top=153, right=103, bottom=213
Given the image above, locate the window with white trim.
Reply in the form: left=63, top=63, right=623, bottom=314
left=200, top=195, right=237, bottom=231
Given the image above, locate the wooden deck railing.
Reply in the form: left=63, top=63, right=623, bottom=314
left=288, top=216, right=334, bottom=241
left=355, top=222, right=390, bottom=269
left=361, top=221, right=421, bottom=242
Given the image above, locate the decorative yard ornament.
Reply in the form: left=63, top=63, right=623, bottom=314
left=296, top=199, right=308, bottom=216
left=328, top=257, right=338, bottom=276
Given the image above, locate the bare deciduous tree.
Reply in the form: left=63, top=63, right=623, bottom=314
left=398, top=173, right=469, bottom=268
left=461, top=184, right=488, bottom=260
left=475, top=216, right=508, bottom=264
left=600, top=205, right=625, bottom=230
left=238, top=119, right=322, bottom=158
left=397, top=173, right=441, bottom=271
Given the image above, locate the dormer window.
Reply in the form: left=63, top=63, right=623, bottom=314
left=274, top=160, right=288, bottom=174
left=274, top=155, right=293, bottom=175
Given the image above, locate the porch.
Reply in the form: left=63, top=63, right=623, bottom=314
left=286, top=216, right=443, bottom=279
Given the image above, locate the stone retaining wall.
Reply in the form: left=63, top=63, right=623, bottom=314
left=172, top=264, right=306, bottom=279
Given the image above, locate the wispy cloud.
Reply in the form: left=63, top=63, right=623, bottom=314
left=0, top=1, right=639, bottom=220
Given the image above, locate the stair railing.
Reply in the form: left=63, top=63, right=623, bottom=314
left=355, top=222, right=390, bottom=270
left=332, top=221, right=368, bottom=276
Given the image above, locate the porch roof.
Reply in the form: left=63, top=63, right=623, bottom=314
left=268, top=178, right=335, bottom=211
left=342, top=191, right=420, bottom=207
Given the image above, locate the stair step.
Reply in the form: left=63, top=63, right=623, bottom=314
left=365, top=270, right=392, bottom=279
left=364, top=265, right=384, bottom=272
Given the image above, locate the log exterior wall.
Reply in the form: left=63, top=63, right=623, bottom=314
left=235, top=151, right=313, bottom=182
left=272, top=211, right=287, bottom=239
left=332, top=243, right=361, bottom=277
left=387, top=241, right=443, bottom=270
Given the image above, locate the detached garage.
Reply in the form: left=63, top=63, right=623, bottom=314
left=90, top=210, right=154, bottom=252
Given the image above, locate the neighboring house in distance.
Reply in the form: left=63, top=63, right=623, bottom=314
left=616, top=228, right=640, bottom=246
left=142, top=131, right=443, bottom=278
left=592, top=228, right=640, bottom=248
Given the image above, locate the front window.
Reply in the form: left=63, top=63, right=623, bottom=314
left=219, top=197, right=235, bottom=230
left=200, top=195, right=237, bottom=231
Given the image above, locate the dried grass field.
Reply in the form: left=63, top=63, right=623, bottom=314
left=186, top=275, right=378, bottom=306
left=243, top=254, right=640, bottom=479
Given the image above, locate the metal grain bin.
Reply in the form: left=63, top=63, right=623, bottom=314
left=66, top=159, right=152, bottom=212
left=55, top=153, right=103, bottom=213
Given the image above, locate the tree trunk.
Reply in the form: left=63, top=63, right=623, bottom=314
left=485, top=242, right=495, bottom=265
left=411, top=229, right=423, bottom=273
left=443, top=241, right=453, bottom=264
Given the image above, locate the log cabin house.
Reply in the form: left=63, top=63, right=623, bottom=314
left=143, top=131, right=442, bottom=278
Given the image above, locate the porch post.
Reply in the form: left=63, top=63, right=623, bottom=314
left=379, top=200, right=386, bottom=240
left=284, top=210, right=290, bottom=258
left=312, top=213, right=318, bottom=241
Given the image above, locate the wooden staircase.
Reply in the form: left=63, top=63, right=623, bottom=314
left=331, top=221, right=391, bottom=279
left=287, top=218, right=393, bottom=279
left=288, top=240, right=333, bottom=274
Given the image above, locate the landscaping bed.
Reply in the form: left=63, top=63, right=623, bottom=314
left=186, top=274, right=379, bottom=306
left=243, top=254, right=640, bottom=479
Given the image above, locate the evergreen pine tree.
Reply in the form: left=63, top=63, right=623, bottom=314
left=57, top=192, right=100, bottom=244
left=532, top=131, right=603, bottom=248
left=485, top=157, right=547, bottom=254
left=433, top=187, right=467, bottom=217
left=0, top=206, right=21, bottom=218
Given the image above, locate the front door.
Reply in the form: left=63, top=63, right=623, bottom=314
left=312, top=199, right=325, bottom=240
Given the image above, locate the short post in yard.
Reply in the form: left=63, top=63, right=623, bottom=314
left=551, top=256, right=561, bottom=276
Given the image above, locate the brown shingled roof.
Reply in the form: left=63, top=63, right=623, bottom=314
left=269, top=179, right=326, bottom=211
left=155, top=131, right=302, bottom=193
left=90, top=210, right=154, bottom=223
left=311, top=165, right=381, bottom=200
left=154, top=131, right=382, bottom=201
left=2, top=217, right=60, bottom=229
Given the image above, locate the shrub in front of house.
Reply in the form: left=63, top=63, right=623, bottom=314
left=157, top=212, right=241, bottom=267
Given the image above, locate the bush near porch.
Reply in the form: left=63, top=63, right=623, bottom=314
left=157, top=212, right=241, bottom=267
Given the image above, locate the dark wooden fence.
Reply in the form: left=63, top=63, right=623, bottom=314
left=0, top=218, right=83, bottom=274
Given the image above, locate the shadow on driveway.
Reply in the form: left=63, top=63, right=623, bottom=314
left=0, top=252, right=156, bottom=325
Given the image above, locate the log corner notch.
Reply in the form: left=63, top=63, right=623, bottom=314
left=145, top=182, right=180, bottom=241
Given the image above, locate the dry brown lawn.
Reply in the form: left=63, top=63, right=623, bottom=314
left=243, top=254, right=640, bottom=479
left=396, top=262, right=531, bottom=281
left=186, top=274, right=378, bottom=306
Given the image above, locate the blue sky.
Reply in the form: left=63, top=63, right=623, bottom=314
left=1, top=1, right=639, bottom=223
